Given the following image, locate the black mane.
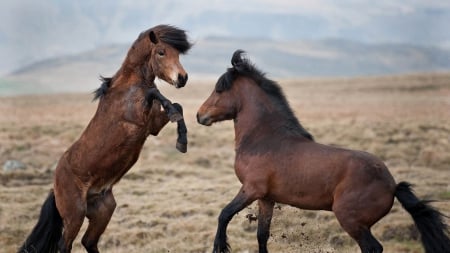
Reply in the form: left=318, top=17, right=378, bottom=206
left=216, top=50, right=314, bottom=141
left=154, top=25, right=192, bottom=54
left=93, top=76, right=112, bottom=101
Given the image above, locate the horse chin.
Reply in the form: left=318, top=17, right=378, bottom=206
left=200, top=119, right=213, bottom=126
left=160, top=73, right=187, bottom=88
left=164, top=79, right=184, bottom=89
left=173, top=81, right=184, bottom=89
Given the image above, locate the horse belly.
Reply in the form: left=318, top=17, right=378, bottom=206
left=270, top=182, right=334, bottom=211
left=92, top=147, right=143, bottom=189
left=69, top=131, right=146, bottom=195
left=268, top=163, right=339, bottom=211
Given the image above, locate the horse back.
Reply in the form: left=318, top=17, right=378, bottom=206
left=299, top=142, right=396, bottom=193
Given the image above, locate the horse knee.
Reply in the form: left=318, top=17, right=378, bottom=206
left=218, top=209, right=232, bottom=225
left=172, top=103, right=183, bottom=114
left=103, top=191, right=117, bottom=212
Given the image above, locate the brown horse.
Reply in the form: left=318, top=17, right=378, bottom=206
left=197, top=50, right=450, bottom=253
left=19, top=25, right=192, bottom=253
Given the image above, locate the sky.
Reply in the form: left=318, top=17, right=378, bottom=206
left=0, top=0, right=449, bottom=75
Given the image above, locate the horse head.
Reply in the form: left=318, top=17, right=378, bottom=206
left=126, top=25, right=192, bottom=88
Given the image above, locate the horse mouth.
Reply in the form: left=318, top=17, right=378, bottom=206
left=196, top=114, right=212, bottom=126
left=173, top=81, right=185, bottom=89
left=172, top=73, right=188, bottom=88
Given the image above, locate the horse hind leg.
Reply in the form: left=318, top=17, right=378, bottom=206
left=55, top=188, right=86, bottom=253
left=354, top=229, right=383, bottom=253
left=81, top=190, right=117, bottom=253
left=334, top=208, right=383, bottom=253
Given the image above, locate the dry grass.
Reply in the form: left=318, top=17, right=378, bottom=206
left=1, top=73, right=450, bottom=253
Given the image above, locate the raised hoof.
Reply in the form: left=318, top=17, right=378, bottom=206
left=169, top=112, right=183, bottom=122
left=176, top=141, right=187, bottom=153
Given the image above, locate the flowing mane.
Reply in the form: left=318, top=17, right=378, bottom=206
left=93, top=76, right=112, bottom=101
left=215, top=50, right=314, bottom=141
left=151, top=25, right=192, bottom=54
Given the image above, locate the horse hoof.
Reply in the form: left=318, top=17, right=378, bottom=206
left=169, top=112, right=183, bottom=122
left=176, top=142, right=187, bottom=153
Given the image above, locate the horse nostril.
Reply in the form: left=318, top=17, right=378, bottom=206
left=178, top=73, right=188, bottom=86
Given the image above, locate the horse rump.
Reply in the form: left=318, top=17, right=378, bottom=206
left=18, top=190, right=63, bottom=253
left=395, top=182, right=450, bottom=253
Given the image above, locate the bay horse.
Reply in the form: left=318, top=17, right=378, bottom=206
left=19, top=25, right=192, bottom=253
left=197, top=50, right=450, bottom=253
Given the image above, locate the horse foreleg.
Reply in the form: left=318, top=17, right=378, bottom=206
left=213, top=186, right=258, bottom=253
left=257, top=199, right=274, bottom=253
left=81, top=190, right=116, bottom=253
left=146, top=87, right=182, bottom=122
left=148, top=101, right=170, bottom=136
left=148, top=101, right=187, bottom=153
left=172, top=103, right=187, bottom=153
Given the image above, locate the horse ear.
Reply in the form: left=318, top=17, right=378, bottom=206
left=231, top=49, right=245, bottom=67
left=149, top=31, right=158, bottom=44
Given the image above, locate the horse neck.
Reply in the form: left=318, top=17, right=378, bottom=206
left=114, top=39, right=155, bottom=86
left=233, top=82, right=288, bottom=148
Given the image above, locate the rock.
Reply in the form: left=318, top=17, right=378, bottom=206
left=2, top=160, right=27, bottom=172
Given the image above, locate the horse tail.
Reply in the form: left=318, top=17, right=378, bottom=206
left=395, top=182, right=450, bottom=253
left=18, top=190, right=63, bottom=253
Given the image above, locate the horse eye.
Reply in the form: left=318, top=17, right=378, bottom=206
left=158, top=50, right=165, bottom=56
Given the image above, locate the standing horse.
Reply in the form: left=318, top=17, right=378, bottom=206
left=19, top=25, right=192, bottom=253
left=197, top=50, right=450, bottom=253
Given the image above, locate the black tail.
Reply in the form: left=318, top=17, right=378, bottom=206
left=395, top=182, right=450, bottom=253
left=18, top=190, right=63, bottom=253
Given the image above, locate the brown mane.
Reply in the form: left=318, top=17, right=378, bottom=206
left=215, top=50, right=314, bottom=141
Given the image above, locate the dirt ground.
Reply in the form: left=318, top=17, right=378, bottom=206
left=1, top=73, right=449, bottom=253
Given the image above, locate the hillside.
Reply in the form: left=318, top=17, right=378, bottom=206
left=2, top=38, right=450, bottom=96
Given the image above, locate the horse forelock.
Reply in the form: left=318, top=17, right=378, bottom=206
left=215, top=50, right=260, bottom=92
left=151, top=25, right=192, bottom=54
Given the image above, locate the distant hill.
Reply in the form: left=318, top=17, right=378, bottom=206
left=2, top=38, right=450, bottom=95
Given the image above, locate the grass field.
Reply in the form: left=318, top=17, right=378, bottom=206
left=1, top=73, right=449, bottom=252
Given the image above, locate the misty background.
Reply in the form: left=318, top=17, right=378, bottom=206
left=0, top=0, right=449, bottom=95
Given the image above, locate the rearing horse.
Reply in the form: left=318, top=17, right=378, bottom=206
left=197, top=50, right=450, bottom=253
left=19, top=25, right=192, bottom=253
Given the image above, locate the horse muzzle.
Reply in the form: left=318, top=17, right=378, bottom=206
left=196, top=113, right=212, bottom=126
left=174, top=73, right=188, bottom=88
